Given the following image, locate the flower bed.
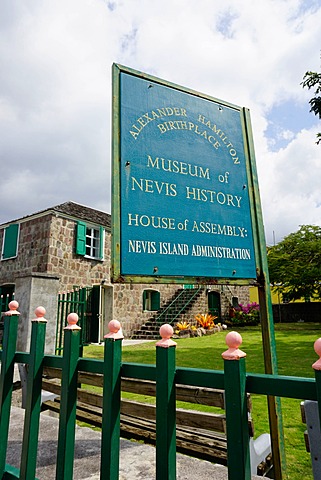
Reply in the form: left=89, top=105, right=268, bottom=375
left=174, top=314, right=227, bottom=338
left=229, top=302, right=260, bottom=326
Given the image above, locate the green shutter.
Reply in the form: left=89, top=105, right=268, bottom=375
left=76, top=222, right=86, bottom=255
left=2, top=224, right=19, bottom=259
left=99, top=226, right=104, bottom=260
left=151, top=291, right=160, bottom=311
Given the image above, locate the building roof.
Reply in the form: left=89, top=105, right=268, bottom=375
left=51, top=202, right=111, bottom=227
left=0, top=201, right=111, bottom=229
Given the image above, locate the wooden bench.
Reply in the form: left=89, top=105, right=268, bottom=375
left=41, top=367, right=272, bottom=476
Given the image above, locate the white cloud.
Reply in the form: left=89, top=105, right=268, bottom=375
left=0, top=0, right=320, bottom=246
left=258, top=126, right=321, bottom=244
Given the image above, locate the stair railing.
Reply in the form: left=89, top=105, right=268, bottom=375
left=154, top=286, right=203, bottom=325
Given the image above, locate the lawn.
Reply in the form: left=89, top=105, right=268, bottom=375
left=83, top=322, right=321, bottom=480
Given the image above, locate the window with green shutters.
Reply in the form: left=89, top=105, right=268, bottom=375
left=143, top=289, right=160, bottom=311
left=1, top=224, right=20, bottom=260
left=76, top=221, right=104, bottom=260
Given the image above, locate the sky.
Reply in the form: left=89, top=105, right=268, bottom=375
left=0, top=0, right=320, bottom=245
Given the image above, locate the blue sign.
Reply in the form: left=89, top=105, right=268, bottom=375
left=113, top=65, right=257, bottom=281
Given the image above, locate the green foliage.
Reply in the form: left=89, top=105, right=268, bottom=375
left=195, top=313, right=217, bottom=329
left=229, top=301, right=260, bottom=326
left=268, top=225, right=321, bottom=301
left=301, top=70, right=321, bottom=144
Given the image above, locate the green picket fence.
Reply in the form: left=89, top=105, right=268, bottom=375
left=0, top=301, right=321, bottom=480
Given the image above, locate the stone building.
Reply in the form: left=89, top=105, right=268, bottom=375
left=0, top=201, right=250, bottom=352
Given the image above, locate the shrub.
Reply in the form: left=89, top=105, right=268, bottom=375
left=229, top=302, right=260, bottom=326
left=195, top=313, right=217, bottom=329
left=175, top=321, right=191, bottom=331
left=175, top=322, right=197, bottom=336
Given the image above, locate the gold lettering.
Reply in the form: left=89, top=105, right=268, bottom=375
left=186, top=186, right=242, bottom=207
left=146, top=155, right=210, bottom=180
left=130, top=106, right=188, bottom=139
left=131, top=176, right=177, bottom=197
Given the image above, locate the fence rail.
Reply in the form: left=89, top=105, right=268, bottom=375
left=0, top=301, right=321, bottom=480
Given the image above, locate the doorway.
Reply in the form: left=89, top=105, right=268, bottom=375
left=208, top=291, right=221, bottom=320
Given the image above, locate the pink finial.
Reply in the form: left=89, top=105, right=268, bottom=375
left=64, top=312, right=81, bottom=330
left=156, top=324, right=177, bottom=348
left=32, top=306, right=47, bottom=323
left=104, top=319, right=124, bottom=340
left=312, top=338, right=321, bottom=370
left=222, top=331, right=246, bottom=360
left=5, top=300, right=20, bottom=316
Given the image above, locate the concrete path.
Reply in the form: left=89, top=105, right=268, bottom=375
left=6, top=406, right=261, bottom=480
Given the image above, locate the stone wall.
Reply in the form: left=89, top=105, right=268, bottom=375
left=0, top=215, right=52, bottom=284
left=178, top=284, right=250, bottom=328
left=46, top=216, right=110, bottom=290
left=0, top=215, right=110, bottom=291
left=112, top=283, right=181, bottom=337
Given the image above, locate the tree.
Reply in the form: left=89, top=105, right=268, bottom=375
left=301, top=69, right=321, bottom=144
left=267, top=225, right=321, bottom=301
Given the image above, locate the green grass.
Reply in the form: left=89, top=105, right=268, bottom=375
left=83, top=322, right=321, bottom=480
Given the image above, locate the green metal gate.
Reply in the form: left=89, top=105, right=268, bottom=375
left=0, top=287, right=15, bottom=346
left=0, top=287, right=15, bottom=315
left=56, top=286, right=101, bottom=354
left=56, top=287, right=92, bottom=355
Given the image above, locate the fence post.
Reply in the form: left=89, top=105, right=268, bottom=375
left=222, top=331, right=251, bottom=480
left=0, top=301, right=20, bottom=477
left=100, top=319, right=123, bottom=480
left=20, top=306, right=47, bottom=480
left=155, top=324, right=177, bottom=480
left=55, top=313, right=81, bottom=480
left=312, top=338, right=321, bottom=434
